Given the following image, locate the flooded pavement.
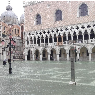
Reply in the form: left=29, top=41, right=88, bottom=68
left=0, top=60, right=95, bottom=95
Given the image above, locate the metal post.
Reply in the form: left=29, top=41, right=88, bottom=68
left=69, top=58, right=76, bottom=85
left=75, top=47, right=76, bottom=62
left=9, top=37, right=12, bottom=74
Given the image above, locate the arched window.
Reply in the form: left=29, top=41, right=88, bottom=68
left=36, top=14, right=41, bottom=25
left=79, top=3, right=88, bottom=16
left=55, top=10, right=62, bottom=21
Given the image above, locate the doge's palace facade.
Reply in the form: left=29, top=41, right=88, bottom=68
left=23, top=1, right=95, bottom=61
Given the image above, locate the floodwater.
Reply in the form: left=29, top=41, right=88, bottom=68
left=0, top=60, right=95, bottom=95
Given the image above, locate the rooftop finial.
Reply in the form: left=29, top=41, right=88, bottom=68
left=6, top=0, right=12, bottom=11
left=8, top=1, right=10, bottom=5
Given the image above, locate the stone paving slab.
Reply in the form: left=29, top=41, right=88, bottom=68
left=0, top=61, right=95, bottom=95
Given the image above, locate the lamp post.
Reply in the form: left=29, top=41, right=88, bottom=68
left=9, top=35, right=12, bottom=74
left=73, top=41, right=77, bottom=62
left=8, top=35, right=16, bottom=74
left=1, top=35, right=16, bottom=74
left=75, top=46, right=76, bottom=62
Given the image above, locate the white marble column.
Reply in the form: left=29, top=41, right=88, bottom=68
left=40, top=37, right=41, bottom=46
left=33, top=54, right=35, bottom=61
left=83, top=34, right=84, bottom=43
left=89, top=53, right=91, bottom=61
left=25, top=55, right=27, bottom=61
left=48, top=54, right=50, bottom=61
left=66, top=33, right=68, bottom=44
left=44, top=37, right=45, bottom=46
left=57, top=54, right=59, bottom=61
left=77, top=53, right=79, bottom=60
left=52, top=36, right=54, bottom=45
left=36, top=37, right=37, bottom=45
left=48, top=36, right=49, bottom=45
left=77, top=35, right=78, bottom=42
left=67, top=53, right=69, bottom=61
left=40, top=54, right=42, bottom=61
left=88, top=33, right=90, bottom=43
left=71, top=35, right=73, bottom=41
left=66, top=49, right=69, bottom=61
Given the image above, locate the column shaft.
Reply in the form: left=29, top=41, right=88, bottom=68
left=48, top=54, right=50, bottom=61
left=89, top=53, right=91, bottom=61
left=25, top=55, right=27, bottom=61
left=67, top=53, right=69, bottom=61
left=77, top=53, right=79, bottom=60
left=57, top=54, right=59, bottom=61
left=40, top=54, right=42, bottom=61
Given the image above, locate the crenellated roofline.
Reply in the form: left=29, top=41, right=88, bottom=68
left=23, top=1, right=44, bottom=7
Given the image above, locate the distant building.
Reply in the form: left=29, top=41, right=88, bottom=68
left=0, top=4, right=24, bottom=61
left=23, top=1, right=95, bottom=61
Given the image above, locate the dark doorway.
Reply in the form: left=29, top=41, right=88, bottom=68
left=27, top=50, right=30, bottom=60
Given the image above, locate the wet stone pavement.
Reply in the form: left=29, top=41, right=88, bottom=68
left=0, top=60, right=95, bottom=95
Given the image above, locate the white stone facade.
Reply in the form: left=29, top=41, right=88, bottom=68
left=23, top=1, right=95, bottom=61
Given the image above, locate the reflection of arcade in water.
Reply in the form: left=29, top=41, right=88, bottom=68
left=27, top=50, right=30, bottom=60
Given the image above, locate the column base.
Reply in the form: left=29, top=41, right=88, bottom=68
left=69, top=81, right=76, bottom=85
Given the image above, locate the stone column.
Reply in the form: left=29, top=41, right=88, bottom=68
left=66, top=49, right=69, bottom=61
left=36, top=37, right=37, bottom=45
left=44, top=37, right=45, bottom=46
left=77, top=53, right=79, bottom=61
left=57, top=37, right=58, bottom=45
left=89, top=53, right=91, bottom=61
left=88, top=49, right=92, bottom=61
left=52, top=36, right=54, bottom=45
left=88, top=33, right=90, bottom=43
left=48, top=53, right=50, bottom=61
left=40, top=53, right=42, bottom=61
left=57, top=54, right=59, bottom=61
left=71, top=34, right=73, bottom=41
left=48, top=36, right=49, bottom=45
left=33, top=37, right=34, bottom=45
left=25, top=55, right=27, bottom=61
left=77, top=34, right=78, bottom=43
left=83, top=34, right=84, bottom=43
left=33, top=54, right=35, bottom=61
left=40, top=37, right=41, bottom=46
left=66, top=33, right=68, bottom=44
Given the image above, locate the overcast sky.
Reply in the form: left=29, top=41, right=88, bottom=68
left=0, top=0, right=31, bottom=20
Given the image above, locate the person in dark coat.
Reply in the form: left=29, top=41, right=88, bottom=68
left=3, top=59, right=7, bottom=66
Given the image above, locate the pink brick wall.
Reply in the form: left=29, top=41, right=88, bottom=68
left=24, top=1, right=95, bottom=32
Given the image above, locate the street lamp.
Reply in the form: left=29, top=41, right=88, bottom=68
left=8, top=35, right=16, bottom=74
left=2, top=35, right=16, bottom=74
left=74, top=46, right=76, bottom=62
left=73, top=41, right=77, bottom=62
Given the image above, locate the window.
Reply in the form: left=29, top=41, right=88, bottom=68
left=36, top=14, right=41, bottom=25
left=79, top=3, right=88, bottom=16
left=55, top=10, right=62, bottom=21
left=15, top=29, right=16, bottom=34
left=18, top=29, right=19, bottom=33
